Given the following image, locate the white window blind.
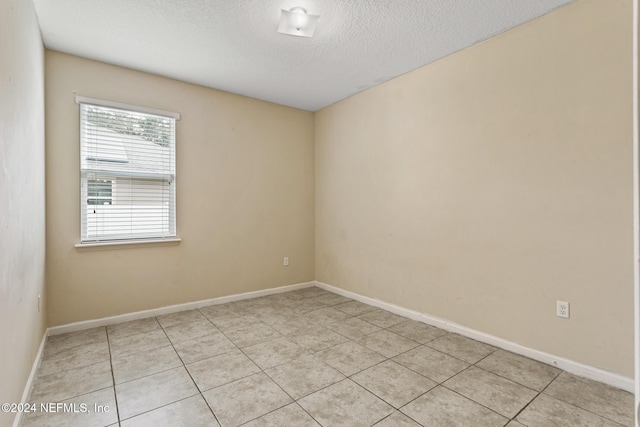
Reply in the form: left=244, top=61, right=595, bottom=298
left=78, top=99, right=178, bottom=243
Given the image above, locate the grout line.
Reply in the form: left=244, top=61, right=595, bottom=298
left=111, top=314, right=219, bottom=423
left=532, top=373, right=630, bottom=427
left=205, top=308, right=319, bottom=425
left=439, top=383, right=511, bottom=422
left=105, top=327, right=123, bottom=425
left=117, top=395, right=202, bottom=424
left=291, top=401, right=324, bottom=427
left=509, top=371, right=564, bottom=423
left=470, top=364, right=538, bottom=393
left=437, top=350, right=539, bottom=424
left=158, top=313, right=223, bottom=426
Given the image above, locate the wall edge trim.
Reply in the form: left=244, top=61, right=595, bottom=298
left=48, top=281, right=314, bottom=335
left=313, top=280, right=634, bottom=393
left=13, top=330, right=48, bottom=427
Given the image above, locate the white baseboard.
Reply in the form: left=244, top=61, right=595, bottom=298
left=314, top=280, right=634, bottom=393
left=48, top=281, right=314, bottom=336
left=18, top=281, right=314, bottom=424
left=42, top=278, right=634, bottom=393
left=13, top=330, right=48, bottom=427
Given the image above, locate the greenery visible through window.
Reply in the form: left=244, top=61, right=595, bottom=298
left=86, top=106, right=171, bottom=147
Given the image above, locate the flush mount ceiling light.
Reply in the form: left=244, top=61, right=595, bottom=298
left=277, top=7, right=320, bottom=38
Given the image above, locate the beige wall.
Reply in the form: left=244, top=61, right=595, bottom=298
left=46, top=51, right=315, bottom=326
left=41, top=0, right=635, bottom=381
left=315, top=0, right=634, bottom=377
left=0, top=0, right=47, bottom=425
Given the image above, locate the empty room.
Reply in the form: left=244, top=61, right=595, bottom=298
left=1, top=0, right=637, bottom=426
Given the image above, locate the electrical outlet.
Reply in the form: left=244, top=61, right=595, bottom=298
left=556, top=300, right=569, bottom=319
left=283, top=257, right=289, bottom=266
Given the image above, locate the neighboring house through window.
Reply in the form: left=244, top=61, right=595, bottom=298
left=87, top=179, right=113, bottom=205
left=77, top=96, right=180, bottom=243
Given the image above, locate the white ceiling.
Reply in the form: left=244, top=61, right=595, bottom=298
left=33, top=0, right=574, bottom=112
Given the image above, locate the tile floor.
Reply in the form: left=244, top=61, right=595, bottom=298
left=21, top=286, right=634, bottom=427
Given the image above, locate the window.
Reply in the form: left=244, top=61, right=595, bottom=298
left=78, top=97, right=179, bottom=243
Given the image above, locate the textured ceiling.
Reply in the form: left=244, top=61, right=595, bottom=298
left=33, top=0, right=574, bottom=111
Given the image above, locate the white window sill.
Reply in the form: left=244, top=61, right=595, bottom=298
left=75, top=237, right=181, bottom=251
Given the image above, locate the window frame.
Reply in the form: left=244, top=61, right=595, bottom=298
left=76, top=96, right=180, bottom=246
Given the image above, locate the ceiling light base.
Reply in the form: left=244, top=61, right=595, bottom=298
left=278, top=7, right=320, bottom=38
